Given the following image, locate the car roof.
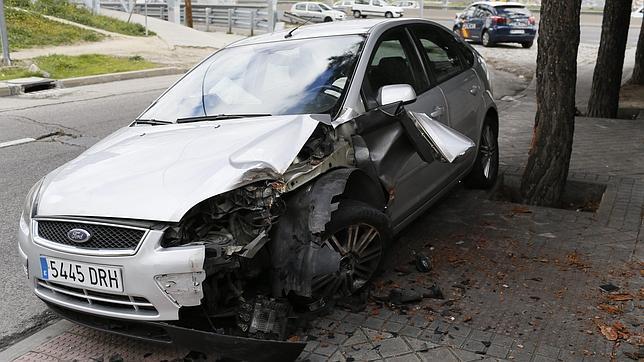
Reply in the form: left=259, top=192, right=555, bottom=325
left=471, top=1, right=525, bottom=7
left=229, top=19, right=390, bottom=47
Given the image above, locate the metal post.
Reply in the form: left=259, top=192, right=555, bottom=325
left=419, top=0, right=423, bottom=18
left=205, top=8, right=211, bottom=31
left=250, top=10, right=255, bottom=36
left=267, top=0, right=277, bottom=32
left=144, top=0, right=148, bottom=36
left=227, top=8, right=233, bottom=34
left=0, top=0, right=10, bottom=66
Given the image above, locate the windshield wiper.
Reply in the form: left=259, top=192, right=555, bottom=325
left=176, top=114, right=272, bottom=124
left=134, top=119, right=172, bottom=125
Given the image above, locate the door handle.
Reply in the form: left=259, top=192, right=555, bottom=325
left=469, top=85, right=480, bottom=95
left=430, top=105, right=444, bottom=118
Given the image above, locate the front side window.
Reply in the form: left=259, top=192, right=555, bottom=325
left=308, top=3, right=322, bottom=11
left=319, top=3, right=332, bottom=10
left=139, top=35, right=365, bottom=122
left=363, top=29, right=423, bottom=109
left=412, top=25, right=464, bottom=84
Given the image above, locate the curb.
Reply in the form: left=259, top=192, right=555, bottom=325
left=57, top=67, right=186, bottom=89
left=0, top=320, right=72, bottom=361
left=0, top=67, right=186, bottom=97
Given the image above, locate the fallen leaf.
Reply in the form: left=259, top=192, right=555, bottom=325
left=511, top=206, right=532, bottom=214
left=287, top=335, right=301, bottom=342
left=607, top=293, right=633, bottom=301
left=598, top=304, right=621, bottom=314
left=597, top=322, right=618, bottom=341
left=463, top=316, right=472, bottom=323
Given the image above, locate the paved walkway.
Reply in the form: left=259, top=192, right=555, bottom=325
left=1, top=83, right=643, bottom=361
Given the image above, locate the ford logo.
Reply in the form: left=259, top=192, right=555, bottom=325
left=67, top=228, right=91, bottom=243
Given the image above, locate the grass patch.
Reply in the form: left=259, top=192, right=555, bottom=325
left=0, top=66, right=41, bottom=81
left=3, top=7, right=103, bottom=50
left=33, top=54, right=157, bottom=79
left=14, top=0, right=153, bottom=36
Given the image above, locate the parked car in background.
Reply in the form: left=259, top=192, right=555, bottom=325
left=632, top=6, right=643, bottom=18
left=352, top=0, right=404, bottom=18
left=453, top=1, right=536, bottom=48
left=333, top=0, right=355, bottom=14
left=393, top=0, right=418, bottom=9
left=291, top=1, right=346, bottom=21
left=18, top=18, right=498, bottom=360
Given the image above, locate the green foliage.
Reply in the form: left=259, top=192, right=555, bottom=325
left=0, top=66, right=41, bottom=81
left=3, top=7, right=103, bottom=50
left=33, top=54, right=157, bottom=79
left=29, top=0, right=154, bottom=36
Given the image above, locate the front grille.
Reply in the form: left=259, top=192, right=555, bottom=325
left=36, top=220, right=145, bottom=251
left=36, top=279, right=158, bottom=316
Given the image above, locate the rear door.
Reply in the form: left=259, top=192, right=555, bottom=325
left=358, top=26, right=451, bottom=225
left=410, top=23, right=483, bottom=172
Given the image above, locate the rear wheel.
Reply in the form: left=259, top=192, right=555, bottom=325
left=464, top=119, right=498, bottom=189
left=521, top=41, right=534, bottom=48
left=311, top=201, right=391, bottom=300
left=481, top=30, right=493, bottom=47
left=353, top=10, right=361, bottom=18
left=385, top=11, right=393, bottom=18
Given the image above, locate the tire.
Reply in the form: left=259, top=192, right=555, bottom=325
left=521, top=41, right=534, bottom=49
left=311, top=200, right=392, bottom=300
left=464, top=119, right=499, bottom=189
left=385, top=11, right=393, bottom=18
left=353, top=10, right=361, bottom=18
left=481, top=30, right=493, bottom=47
left=324, top=16, right=333, bottom=22
left=361, top=15, right=367, bottom=18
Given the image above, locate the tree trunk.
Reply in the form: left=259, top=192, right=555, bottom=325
left=586, top=0, right=632, bottom=118
left=185, top=0, right=193, bottom=28
left=520, top=0, right=582, bottom=207
left=631, top=17, right=644, bottom=84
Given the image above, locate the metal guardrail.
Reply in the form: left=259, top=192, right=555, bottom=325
left=100, top=2, right=269, bottom=34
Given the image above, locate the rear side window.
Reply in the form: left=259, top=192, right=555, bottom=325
left=295, top=3, right=306, bottom=10
left=411, top=25, right=465, bottom=84
left=495, top=5, right=532, bottom=16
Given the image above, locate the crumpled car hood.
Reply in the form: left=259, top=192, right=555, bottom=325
left=37, top=115, right=320, bottom=222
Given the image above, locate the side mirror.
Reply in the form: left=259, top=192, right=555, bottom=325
left=377, top=84, right=416, bottom=106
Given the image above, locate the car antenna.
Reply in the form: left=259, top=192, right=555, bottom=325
left=285, top=16, right=314, bottom=39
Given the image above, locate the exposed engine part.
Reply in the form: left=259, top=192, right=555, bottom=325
left=161, top=181, right=285, bottom=249
left=237, top=297, right=290, bottom=340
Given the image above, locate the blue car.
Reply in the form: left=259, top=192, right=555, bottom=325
left=453, top=1, right=537, bottom=48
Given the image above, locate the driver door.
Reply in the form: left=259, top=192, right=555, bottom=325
left=356, top=26, right=452, bottom=226
left=306, top=3, right=324, bottom=20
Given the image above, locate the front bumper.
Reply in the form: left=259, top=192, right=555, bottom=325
left=46, top=302, right=306, bottom=362
left=18, top=217, right=205, bottom=322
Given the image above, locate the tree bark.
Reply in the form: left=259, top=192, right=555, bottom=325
left=520, top=0, right=582, bottom=207
left=631, top=17, right=644, bottom=84
left=586, top=0, right=632, bottom=118
left=185, top=0, right=193, bottom=28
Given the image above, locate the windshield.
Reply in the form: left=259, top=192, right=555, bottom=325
left=139, top=35, right=365, bottom=123
left=495, top=5, right=531, bottom=16
left=319, top=3, right=332, bottom=10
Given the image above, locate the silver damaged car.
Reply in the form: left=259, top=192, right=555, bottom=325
left=18, top=19, right=498, bottom=360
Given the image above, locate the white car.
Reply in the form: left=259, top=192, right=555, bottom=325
left=393, top=1, right=418, bottom=9
left=333, top=0, right=355, bottom=13
left=632, top=6, right=643, bottom=18
left=290, top=2, right=346, bottom=22
left=352, top=0, right=404, bottom=18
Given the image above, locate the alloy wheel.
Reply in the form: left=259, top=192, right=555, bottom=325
left=311, top=223, right=382, bottom=298
left=479, top=125, right=497, bottom=180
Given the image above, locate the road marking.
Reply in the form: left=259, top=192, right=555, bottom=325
left=0, top=137, right=36, bottom=149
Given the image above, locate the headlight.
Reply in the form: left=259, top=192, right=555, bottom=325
left=19, top=178, right=43, bottom=235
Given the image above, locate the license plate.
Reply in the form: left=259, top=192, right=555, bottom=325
left=40, top=256, right=123, bottom=292
left=510, top=29, right=525, bottom=34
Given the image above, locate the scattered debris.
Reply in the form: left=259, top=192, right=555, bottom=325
left=389, top=288, right=423, bottom=305
left=538, top=232, right=557, bottom=239
left=599, top=283, right=619, bottom=293
left=511, top=206, right=532, bottom=214
left=598, top=304, right=622, bottom=314
left=415, top=253, right=432, bottom=272
left=566, top=251, right=590, bottom=270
